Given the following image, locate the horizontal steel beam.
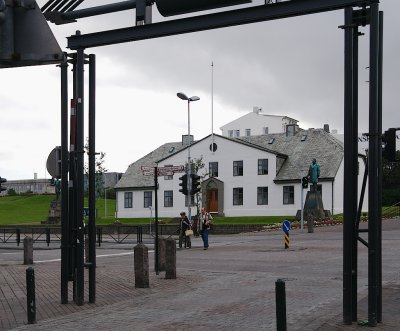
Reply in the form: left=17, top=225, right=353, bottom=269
left=67, top=0, right=378, bottom=49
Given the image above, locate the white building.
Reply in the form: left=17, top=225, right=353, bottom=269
left=115, top=127, right=368, bottom=218
left=220, top=107, right=299, bottom=137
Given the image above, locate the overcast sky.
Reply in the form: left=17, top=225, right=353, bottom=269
left=1, top=0, right=398, bottom=180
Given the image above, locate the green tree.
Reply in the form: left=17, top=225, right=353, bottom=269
left=84, top=138, right=108, bottom=198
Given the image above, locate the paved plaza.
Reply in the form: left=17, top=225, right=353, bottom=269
left=1, top=219, right=399, bottom=330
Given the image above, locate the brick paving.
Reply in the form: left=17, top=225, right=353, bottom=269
left=1, top=219, right=399, bottom=330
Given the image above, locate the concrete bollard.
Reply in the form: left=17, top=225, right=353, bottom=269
left=23, top=237, right=33, bottom=265
left=158, top=238, right=166, bottom=272
left=134, top=243, right=149, bottom=288
left=165, top=238, right=176, bottom=279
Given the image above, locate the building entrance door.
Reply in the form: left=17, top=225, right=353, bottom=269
left=207, top=189, right=218, bottom=213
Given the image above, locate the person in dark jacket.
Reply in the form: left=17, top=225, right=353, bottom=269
left=198, top=207, right=212, bottom=250
left=178, top=211, right=192, bottom=248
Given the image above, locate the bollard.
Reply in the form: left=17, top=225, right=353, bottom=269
left=134, top=243, right=149, bottom=288
left=26, top=267, right=36, bottom=324
left=165, top=238, right=176, bottom=279
left=284, top=232, right=290, bottom=249
left=16, top=229, right=21, bottom=246
left=158, top=238, right=166, bottom=272
left=46, top=228, right=51, bottom=246
left=23, top=237, right=33, bottom=265
left=275, top=279, right=287, bottom=331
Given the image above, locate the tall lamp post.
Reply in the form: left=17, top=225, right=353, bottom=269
left=177, top=92, right=200, bottom=222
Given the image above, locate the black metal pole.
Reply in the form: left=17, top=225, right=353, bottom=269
left=368, top=3, right=379, bottom=327
left=154, top=167, right=159, bottom=275
left=377, top=10, right=383, bottom=323
left=60, top=57, right=69, bottom=304
left=351, top=22, right=359, bottom=322
left=26, top=267, right=36, bottom=324
left=70, top=55, right=77, bottom=301
left=88, top=53, right=96, bottom=304
left=343, top=6, right=354, bottom=325
left=75, top=41, right=85, bottom=306
left=275, top=279, right=287, bottom=331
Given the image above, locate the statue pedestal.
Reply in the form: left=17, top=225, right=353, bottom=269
left=41, top=199, right=61, bottom=224
left=296, top=186, right=331, bottom=233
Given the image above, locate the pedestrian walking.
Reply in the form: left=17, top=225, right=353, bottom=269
left=198, top=207, right=212, bottom=250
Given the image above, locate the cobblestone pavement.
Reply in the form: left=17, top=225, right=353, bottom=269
left=1, top=219, right=399, bottom=331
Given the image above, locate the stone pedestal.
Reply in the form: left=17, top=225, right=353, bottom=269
left=134, top=243, right=149, bottom=288
left=165, top=238, right=176, bottom=279
left=41, top=199, right=61, bottom=224
left=158, top=238, right=166, bottom=272
left=24, top=237, right=33, bottom=265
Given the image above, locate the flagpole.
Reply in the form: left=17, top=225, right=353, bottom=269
left=211, top=61, right=215, bottom=151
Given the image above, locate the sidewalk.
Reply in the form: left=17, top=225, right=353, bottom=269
left=1, top=219, right=399, bottom=330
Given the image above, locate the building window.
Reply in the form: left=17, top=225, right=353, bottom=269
left=257, top=187, right=268, bottom=205
left=263, top=127, right=269, bottom=135
left=233, top=160, right=243, bottom=176
left=228, top=130, right=233, bottom=137
left=163, top=165, right=173, bottom=180
left=283, top=186, right=294, bottom=204
left=209, top=162, right=219, bottom=177
left=258, top=159, right=268, bottom=175
left=233, top=187, right=243, bottom=205
left=124, top=192, right=133, bottom=208
left=234, top=130, right=240, bottom=137
left=144, top=191, right=152, bottom=208
left=245, top=129, right=251, bottom=136
left=164, top=190, right=173, bottom=207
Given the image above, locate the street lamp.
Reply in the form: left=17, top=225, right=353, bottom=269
left=177, top=92, right=200, bottom=222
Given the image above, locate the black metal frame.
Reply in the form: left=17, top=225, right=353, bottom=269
left=51, top=0, right=383, bottom=326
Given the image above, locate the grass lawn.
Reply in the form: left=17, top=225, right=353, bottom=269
left=2, top=195, right=374, bottom=226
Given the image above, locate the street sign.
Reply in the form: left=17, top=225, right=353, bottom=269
left=282, top=220, right=291, bottom=233
left=141, top=165, right=184, bottom=176
left=157, top=170, right=174, bottom=176
left=158, top=165, right=185, bottom=173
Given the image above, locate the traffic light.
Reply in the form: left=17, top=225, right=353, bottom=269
left=179, top=174, right=188, bottom=195
left=0, top=176, right=7, bottom=192
left=190, top=174, right=201, bottom=195
left=382, top=128, right=397, bottom=162
left=301, top=176, right=309, bottom=189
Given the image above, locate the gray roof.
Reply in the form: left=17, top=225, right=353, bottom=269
left=114, top=142, right=187, bottom=189
left=115, top=129, right=344, bottom=189
left=236, top=129, right=344, bottom=182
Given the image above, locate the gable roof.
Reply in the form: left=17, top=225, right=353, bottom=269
left=115, top=142, right=187, bottom=189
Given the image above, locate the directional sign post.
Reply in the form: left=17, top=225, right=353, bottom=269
left=140, top=164, right=184, bottom=275
left=282, top=220, right=291, bottom=249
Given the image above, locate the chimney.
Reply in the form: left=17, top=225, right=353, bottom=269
left=323, top=124, right=330, bottom=133
left=182, top=134, right=194, bottom=146
left=34, top=173, right=37, bottom=180
left=253, top=106, right=261, bottom=114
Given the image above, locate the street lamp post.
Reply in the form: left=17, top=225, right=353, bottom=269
left=177, top=92, right=200, bottom=222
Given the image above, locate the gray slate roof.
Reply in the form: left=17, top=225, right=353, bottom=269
left=115, top=129, right=344, bottom=189
left=115, top=142, right=187, bottom=190
left=237, top=129, right=344, bottom=182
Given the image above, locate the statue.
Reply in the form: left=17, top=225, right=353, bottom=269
left=308, top=158, right=320, bottom=189
left=54, top=178, right=61, bottom=200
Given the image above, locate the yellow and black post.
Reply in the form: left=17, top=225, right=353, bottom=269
left=284, top=231, right=290, bottom=249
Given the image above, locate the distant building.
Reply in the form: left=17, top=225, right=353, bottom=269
left=1, top=172, right=122, bottom=196
left=220, top=107, right=299, bottom=137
